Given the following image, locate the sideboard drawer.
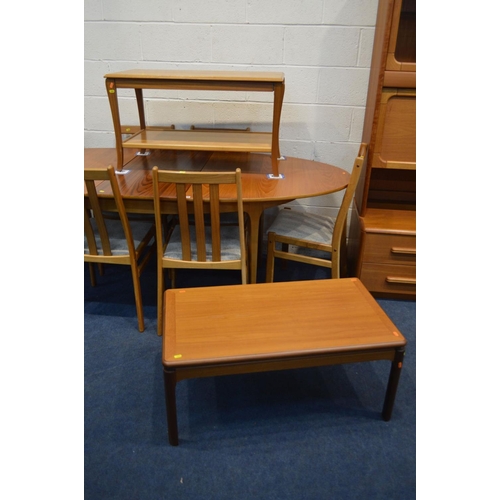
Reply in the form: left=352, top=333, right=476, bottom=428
left=353, top=208, right=416, bottom=299
left=363, top=233, right=416, bottom=264
left=359, top=263, right=416, bottom=295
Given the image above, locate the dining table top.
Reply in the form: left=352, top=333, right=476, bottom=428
left=84, top=148, right=351, bottom=203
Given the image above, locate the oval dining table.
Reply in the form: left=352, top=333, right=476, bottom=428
left=84, top=148, right=351, bottom=284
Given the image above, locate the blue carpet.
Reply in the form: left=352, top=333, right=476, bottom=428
left=85, top=258, right=416, bottom=499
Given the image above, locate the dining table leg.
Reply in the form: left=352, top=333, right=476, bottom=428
left=244, top=204, right=265, bottom=284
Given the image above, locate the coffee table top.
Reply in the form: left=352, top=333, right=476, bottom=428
left=163, top=278, right=406, bottom=367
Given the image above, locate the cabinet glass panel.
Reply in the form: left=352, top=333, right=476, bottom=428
left=395, top=0, right=416, bottom=63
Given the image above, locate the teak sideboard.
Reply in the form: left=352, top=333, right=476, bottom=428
left=104, top=69, right=285, bottom=177
left=349, top=0, right=416, bottom=299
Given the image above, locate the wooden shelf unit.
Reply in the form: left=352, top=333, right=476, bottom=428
left=104, top=70, right=285, bottom=176
left=348, top=0, right=416, bottom=299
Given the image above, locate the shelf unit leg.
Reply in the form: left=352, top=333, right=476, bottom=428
left=271, top=80, right=285, bottom=178
left=105, top=78, right=124, bottom=171
left=135, top=88, right=148, bottom=156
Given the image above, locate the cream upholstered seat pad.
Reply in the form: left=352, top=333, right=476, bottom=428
left=165, top=224, right=242, bottom=261
left=267, top=209, right=335, bottom=245
left=84, top=219, right=154, bottom=255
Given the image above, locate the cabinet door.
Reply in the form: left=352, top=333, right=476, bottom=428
left=386, top=0, right=416, bottom=72
left=372, top=88, right=415, bottom=170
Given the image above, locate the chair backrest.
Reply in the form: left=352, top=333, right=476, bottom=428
left=331, top=143, right=368, bottom=276
left=152, top=167, right=247, bottom=268
left=84, top=165, right=135, bottom=257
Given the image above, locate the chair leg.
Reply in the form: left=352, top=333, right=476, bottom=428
left=331, top=248, right=340, bottom=279
left=130, top=262, right=145, bottom=333
left=266, top=235, right=276, bottom=283
left=89, top=263, right=96, bottom=286
left=280, top=243, right=289, bottom=270
left=257, top=214, right=264, bottom=270
left=168, top=268, right=176, bottom=289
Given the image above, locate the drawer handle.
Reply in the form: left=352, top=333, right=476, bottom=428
left=391, top=247, right=416, bottom=255
left=386, top=276, right=416, bottom=285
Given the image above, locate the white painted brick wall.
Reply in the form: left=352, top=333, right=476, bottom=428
left=84, top=0, right=378, bottom=231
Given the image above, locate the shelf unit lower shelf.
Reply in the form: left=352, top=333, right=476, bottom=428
left=123, top=128, right=273, bottom=153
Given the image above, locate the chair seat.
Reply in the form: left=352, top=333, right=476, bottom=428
left=166, top=224, right=242, bottom=261
left=267, top=209, right=335, bottom=246
left=84, top=218, right=154, bottom=255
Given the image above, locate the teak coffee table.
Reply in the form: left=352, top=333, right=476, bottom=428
left=162, top=278, right=407, bottom=445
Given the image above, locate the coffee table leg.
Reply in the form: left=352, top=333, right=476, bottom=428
left=382, top=347, right=405, bottom=421
left=163, top=368, right=179, bottom=446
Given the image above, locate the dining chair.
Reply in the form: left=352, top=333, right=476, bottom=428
left=265, top=143, right=368, bottom=282
left=152, top=167, right=248, bottom=336
left=84, top=166, right=156, bottom=332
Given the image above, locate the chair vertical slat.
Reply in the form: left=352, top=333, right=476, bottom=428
left=192, top=184, right=207, bottom=261
left=176, top=183, right=192, bottom=261
left=209, top=185, right=221, bottom=261
left=85, top=179, right=113, bottom=256
left=108, top=167, right=141, bottom=259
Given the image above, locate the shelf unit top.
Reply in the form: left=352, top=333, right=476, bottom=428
left=104, top=69, right=285, bottom=83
